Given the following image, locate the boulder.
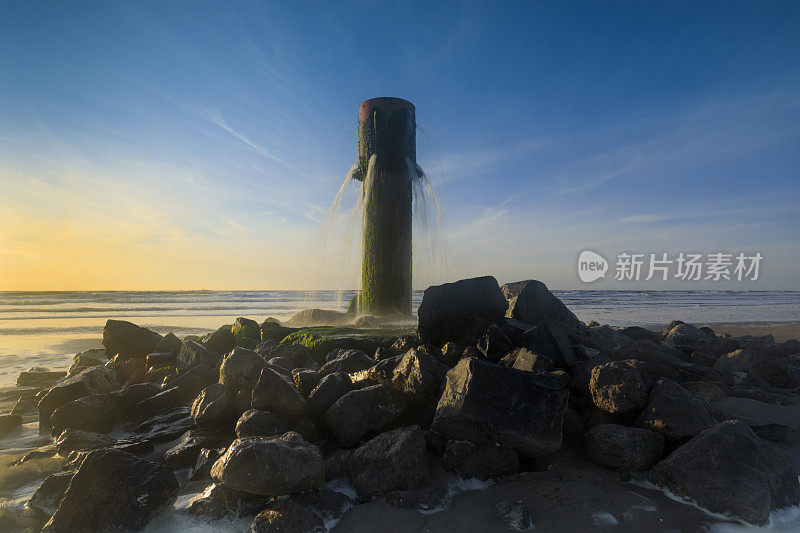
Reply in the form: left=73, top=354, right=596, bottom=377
left=250, top=499, right=325, bottom=532
left=110, top=382, right=161, bottom=420
left=0, top=414, right=22, bottom=437
left=569, top=354, right=612, bottom=397
left=153, top=332, right=182, bottom=355
left=236, top=409, right=288, bottom=438
left=251, top=367, right=309, bottom=420
left=390, top=347, right=446, bottom=402
left=589, top=360, right=650, bottom=415
left=664, top=323, right=710, bottom=354
left=187, top=483, right=269, bottom=520
left=584, top=424, right=664, bottom=471
left=587, top=325, right=634, bottom=352
left=191, top=384, right=236, bottom=428
left=164, top=429, right=231, bottom=469
left=53, top=428, right=116, bottom=455
left=511, top=348, right=554, bottom=373
left=50, top=394, right=118, bottom=435
left=636, top=379, right=717, bottom=442
left=38, top=365, right=118, bottom=431
left=41, top=449, right=178, bottom=532
left=130, top=408, right=194, bottom=443
left=431, top=357, right=569, bottom=457
left=649, top=420, right=800, bottom=524
left=260, top=321, right=296, bottom=343
left=391, top=335, right=419, bottom=355
left=203, top=327, right=237, bottom=355
left=233, top=317, right=262, bottom=348
left=681, top=381, right=726, bottom=403
left=292, top=369, right=321, bottom=396
left=190, top=447, right=227, bottom=481
left=145, top=352, right=177, bottom=370
left=210, top=432, right=323, bottom=496
left=501, top=279, right=582, bottom=330
left=324, top=384, right=409, bottom=447
left=442, top=440, right=519, bottom=480
left=17, top=368, right=67, bottom=387
left=690, top=350, right=717, bottom=367
left=178, top=340, right=222, bottom=368
left=68, top=351, right=105, bottom=377
left=318, top=349, right=374, bottom=376
left=28, top=471, right=73, bottom=516
left=517, top=322, right=577, bottom=367
left=348, top=426, right=428, bottom=497
left=308, top=372, right=352, bottom=415
left=439, top=342, right=464, bottom=367
left=102, top=319, right=163, bottom=360
left=711, top=396, right=800, bottom=443
left=417, top=276, right=508, bottom=346
left=477, top=324, right=513, bottom=361
left=219, top=346, right=266, bottom=391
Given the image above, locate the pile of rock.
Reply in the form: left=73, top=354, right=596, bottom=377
left=10, top=276, right=800, bottom=530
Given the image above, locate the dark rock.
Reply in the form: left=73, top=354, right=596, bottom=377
left=102, top=319, right=163, bottom=360
left=233, top=317, right=262, bottom=348
left=17, top=368, right=67, bottom=387
left=649, top=420, right=800, bottom=524
left=257, top=343, right=309, bottom=367
left=178, top=340, right=222, bottom=368
left=145, top=352, right=177, bottom=369
left=41, top=449, right=178, bottom=532
left=268, top=356, right=293, bottom=370
left=250, top=499, right=325, bottom=533
left=391, top=335, right=419, bottom=355
left=38, top=365, right=118, bottom=431
left=68, top=352, right=104, bottom=377
left=308, top=372, right=352, bottom=415
left=324, top=449, right=352, bottom=480
left=53, top=429, right=116, bottom=455
left=324, top=384, right=409, bottom=447
left=0, top=414, right=22, bottom=437
left=511, top=348, right=554, bottom=373
left=251, top=367, right=309, bottom=420
left=164, top=429, right=232, bottom=469
left=50, top=393, right=118, bottom=435
left=390, top=346, right=446, bottom=402
left=110, top=382, right=161, bottom=421
left=190, top=447, right=227, bottom=481
left=417, top=276, right=508, bottom=346
left=292, top=369, right=321, bottom=396
left=664, top=323, right=710, bottom=354
left=494, top=500, right=535, bottom=531
left=584, top=424, right=664, bottom=471
left=690, top=350, right=717, bottom=367
left=153, top=332, right=182, bottom=355
left=319, top=349, right=374, bottom=376
left=681, top=381, right=726, bottom=402
left=211, top=432, right=323, bottom=496
left=517, top=322, right=577, bottom=367
left=349, top=425, right=428, bottom=497
left=136, top=386, right=184, bottom=420
left=569, top=354, right=612, bottom=397
left=636, top=379, right=717, bottom=442
left=373, top=346, right=395, bottom=362
left=191, top=384, right=236, bottom=428
left=589, top=360, right=650, bottom=415
left=619, top=326, right=660, bottom=343
left=11, top=394, right=38, bottom=415
left=442, top=439, right=519, bottom=480
left=501, top=279, right=582, bottom=331
left=236, top=409, right=288, bottom=438
left=131, top=408, right=194, bottom=443
left=28, top=471, right=73, bottom=516
left=290, top=488, right=354, bottom=525
left=203, top=327, right=237, bottom=355
left=562, top=408, right=586, bottom=438
left=439, top=342, right=464, bottom=367
left=476, top=324, right=513, bottom=362
left=587, top=325, right=634, bottom=352
left=293, top=417, right=322, bottom=443
left=431, top=357, right=569, bottom=457
left=187, top=483, right=269, bottom=520
left=260, top=320, right=296, bottom=343
left=710, top=396, right=800, bottom=443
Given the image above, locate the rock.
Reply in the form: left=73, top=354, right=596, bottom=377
left=442, top=440, right=519, bottom=480
left=318, top=349, right=374, bottom=376
left=210, top=432, right=323, bottom=496
left=68, top=351, right=105, bottom=377
left=589, top=360, right=650, bottom=415
left=619, top=326, right=659, bottom=343
left=664, top=323, right=710, bottom=354
left=417, top=276, right=508, bottom=346
left=54, top=429, right=116, bottom=455
left=203, top=327, right=237, bottom=355
left=292, top=369, right=321, bottom=396
left=28, top=471, right=73, bottom=516
left=102, top=319, right=163, bottom=360
left=711, top=396, right=800, bottom=443
left=191, top=384, right=236, bottom=428
left=131, top=408, right=194, bottom=443
left=690, top=350, right=717, bottom=367
left=292, top=417, right=322, bottom=443
left=38, top=365, right=118, bottom=431
left=286, top=308, right=349, bottom=327
left=432, top=357, right=569, bottom=457
left=584, top=424, right=664, bottom=471
left=268, top=356, right=293, bottom=370
left=324, top=449, right=352, bottom=480
left=251, top=367, right=309, bottom=420
left=476, top=324, right=513, bottom=361
left=110, top=382, right=161, bottom=420
left=137, top=363, right=217, bottom=419
left=233, top=317, right=262, bottom=348
left=11, top=394, right=38, bottom=415
left=649, top=420, right=800, bottom=524
left=511, top=348, right=554, bottom=373
left=190, top=447, right=227, bottom=481
left=236, top=409, right=289, bottom=438
left=187, top=483, right=269, bottom=520
left=681, top=381, right=726, bottom=402
left=17, top=368, right=67, bottom=387
left=257, top=342, right=309, bottom=367
left=50, top=393, right=118, bottom=435
left=390, top=347, right=446, bottom=402
left=517, top=322, right=577, bottom=367
left=587, top=325, right=634, bottom=352
left=493, top=500, right=535, bottom=531
left=349, top=426, right=428, bottom=497
left=250, top=499, right=325, bottom=533
left=308, top=372, right=352, bottom=415
left=260, top=321, right=296, bottom=343
left=145, top=352, right=177, bottom=369
left=373, top=346, right=395, bottom=362
left=42, top=449, right=178, bottom=532
left=290, top=488, right=354, bottom=525
left=439, top=342, right=464, bottom=367
left=178, top=340, right=222, bottom=368
left=0, top=414, right=22, bottom=437
left=164, top=429, right=231, bottom=469
left=501, top=279, right=582, bottom=331
left=636, top=379, right=717, bottom=442
left=324, top=384, right=409, bottom=447
left=153, top=332, right=182, bottom=355
left=391, top=335, right=419, bottom=354
left=569, top=354, right=612, bottom=397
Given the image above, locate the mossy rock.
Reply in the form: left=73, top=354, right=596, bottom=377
left=260, top=321, right=297, bottom=343
left=280, top=326, right=415, bottom=362
left=232, top=317, right=260, bottom=347
left=280, top=329, right=338, bottom=362
left=236, top=336, right=260, bottom=350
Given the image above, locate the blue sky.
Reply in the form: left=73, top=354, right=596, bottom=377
left=1, top=1, right=799, bottom=290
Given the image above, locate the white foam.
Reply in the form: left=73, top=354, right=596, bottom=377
left=591, top=512, right=619, bottom=526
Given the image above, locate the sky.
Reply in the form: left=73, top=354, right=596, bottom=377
left=1, top=1, right=799, bottom=291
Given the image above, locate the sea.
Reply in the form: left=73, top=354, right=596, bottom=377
left=1, top=289, right=799, bottom=389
